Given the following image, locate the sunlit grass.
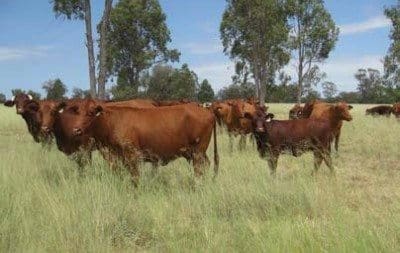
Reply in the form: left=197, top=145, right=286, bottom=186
left=0, top=104, right=400, bottom=252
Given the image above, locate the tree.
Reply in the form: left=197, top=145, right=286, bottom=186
left=27, top=90, right=41, bottom=100
left=169, top=64, right=198, bottom=100
left=336, top=91, right=361, bottom=103
left=52, top=0, right=97, bottom=98
left=71, top=87, right=91, bottom=99
left=197, top=79, right=215, bottom=102
left=0, top=93, right=5, bottom=103
left=355, top=68, right=387, bottom=103
left=42, top=79, right=68, bottom=100
left=97, top=0, right=113, bottom=99
left=384, top=3, right=400, bottom=88
left=143, top=64, right=175, bottom=100
left=217, top=82, right=256, bottom=100
left=287, top=0, right=339, bottom=104
left=322, top=81, right=338, bottom=101
left=220, top=0, right=290, bottom=105
left=11, top=89, right=25, bottom=96
left=107, top=0, right=180, bottom=95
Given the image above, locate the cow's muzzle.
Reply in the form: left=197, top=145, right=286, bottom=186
left=41, top=126, right=51, bottom=134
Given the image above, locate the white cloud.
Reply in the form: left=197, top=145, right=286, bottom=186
left=0, top=46, right=52, bottom=62
left=182, top=41, right=222, bottom=55
left=340, top=15, right=390, bottom=35
left=192, top=61, right=234, bottom=90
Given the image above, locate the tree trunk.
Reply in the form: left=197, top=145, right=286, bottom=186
left=97, top=0, right=113, bottom=99
left=259, top=66, right=267, bottom=106
left=83, top=0, right=97, bottom=98
left=297, top=60, right=303, bottom=104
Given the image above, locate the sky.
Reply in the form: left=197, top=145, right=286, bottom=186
left=0, top=0, right=396, bottom=98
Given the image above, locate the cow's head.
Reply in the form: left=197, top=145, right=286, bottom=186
left=244, top=106, right=273, bottom=133
left=289, top=104, right=304, bottom=119
left=56, top=99, right=103, bottom=137
left=38, top=101, right=60, bottom=135
left=392, top=103, right=400, bottom=118
left=334, top=102, right=353, bottom=121
left=4, top=93, right=33, bottom=114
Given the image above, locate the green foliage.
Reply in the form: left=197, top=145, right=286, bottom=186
left=335, top=91, right=361, bottom=103
left=287, top=0, right=339, bottom=103
left=355, top=68, right=389, bottom=103
left=42, top=79, right=68, bottom=100
left=51, top=0, right=84, bottom=20
left=197, top=79, right=215, bottom=102
left=107, top=0, right=180, bottom=94
left=384, top=2, right=400, bottom=89
left=217, top=82, right=255, bottom=100
left=71, top=88, right=91, bottom=99
left=11, top=89, right=25, bottom=96
left=0, top=93, right=5, bottom=103
left=322, top=81, right=338, bottom=101
left=220, top=0, right=290, bottom=103
left=142, top=64, right=199, bottom=101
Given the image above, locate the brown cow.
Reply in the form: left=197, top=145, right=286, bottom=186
left=54, top=100, right=219, bottom=185
left=4, top=94, right=55, bottom=143
left=245, top=108, right=335, bottom=176
left=366, top=105, right=393, bottom=117
left=392, top=103, right=400, bottom=118
left=37, top=98, right=157, bottom=167
left=298, top=100, right=353, bottom=152
left=289, top=104, right=304, bottom=119
left=154, top=99, right=194, bottom=106
left=212, top=99, right=258, bottom=151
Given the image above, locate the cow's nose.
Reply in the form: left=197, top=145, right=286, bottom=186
left=41, top=126, right=50, bottom=133
left=17, top=108, right=23, bottom=114
left=72, top=128, right=83, bottom=136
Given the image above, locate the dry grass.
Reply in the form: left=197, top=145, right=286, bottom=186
left=0, top=104, right=400, bottom=252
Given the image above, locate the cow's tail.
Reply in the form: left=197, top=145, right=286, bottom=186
left=213, top=116, right=219, bottom=176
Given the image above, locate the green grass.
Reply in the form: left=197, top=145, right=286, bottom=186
left=1, top=104, right=400, bottom=252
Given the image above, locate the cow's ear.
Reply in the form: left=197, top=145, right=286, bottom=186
left=348, top=105, right=353, bottom=110
left=265, top=113, right=274, bottom=122
left=56, top=102, right=67, bottom=113
left=4, top=100, right=15, bottom=107
left=26, top=102, right=39, bottom=112
left=94, top=105, right=103, bottom=117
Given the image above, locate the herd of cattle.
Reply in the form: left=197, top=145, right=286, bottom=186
left=3, top=94, right=400, bottom=184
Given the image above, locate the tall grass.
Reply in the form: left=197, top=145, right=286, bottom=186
left=1, top=104, right=400, bottom=252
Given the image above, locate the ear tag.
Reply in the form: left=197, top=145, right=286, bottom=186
left=96, top=111, right=101, bottom=117
left=265, top=118, right=271, bottom=122
left=28, top=94, right=33, bottom=100
left=58, top=108, right=64, bottom=113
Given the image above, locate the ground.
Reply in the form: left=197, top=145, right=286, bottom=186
left=1, top=104, right=400, bottom=252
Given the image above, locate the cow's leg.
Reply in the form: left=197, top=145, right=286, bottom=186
left=238, top=134, right=246, bottom=151
left=228, top=133, right=233, bottom=153
left=323, top=151, right=335, bottom=176
left=193, top=152, right=207, bottom=177
left=312, top=151, right=323, bottom=176
left=267, top=151, right=279, bottom=176
left=334, top=131, right=340, bottom=152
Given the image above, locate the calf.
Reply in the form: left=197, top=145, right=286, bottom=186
left=55, top=100, right=219, bottom=184
left=245, top=109, right=335, bottom=175
left=366, top=105, right=393, bottom=117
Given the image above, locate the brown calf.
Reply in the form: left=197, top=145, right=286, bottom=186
left=366, top=105, right=393, bottom=117
left=245, top=108, right=335, bottom=175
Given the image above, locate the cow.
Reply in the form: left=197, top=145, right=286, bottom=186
left=289, top=104, right=304, bottom=119
left=154, top=99, right=193, bottom=107
left=54, top=99, right=219, bottom=185
left=245, top=107, right=336, bottom=176
left=365, top=105, right=393, bottom=117
left=3, top=94, right=54, bottom=143
left=211, top=99, right=258, bottom=151
left=37, top=99, right=158, bottom=167
left=392, top=103, right=400, bottom=118
left=297, top=100, right=353, bottom=152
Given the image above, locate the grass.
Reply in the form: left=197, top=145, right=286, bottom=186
left=1, top=103, right=400, bottom=252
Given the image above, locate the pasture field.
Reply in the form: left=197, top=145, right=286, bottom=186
left=1, top=104, right=400, bottom=252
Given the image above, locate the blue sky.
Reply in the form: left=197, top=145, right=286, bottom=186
left=0, top=0, right=395, bottom=98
